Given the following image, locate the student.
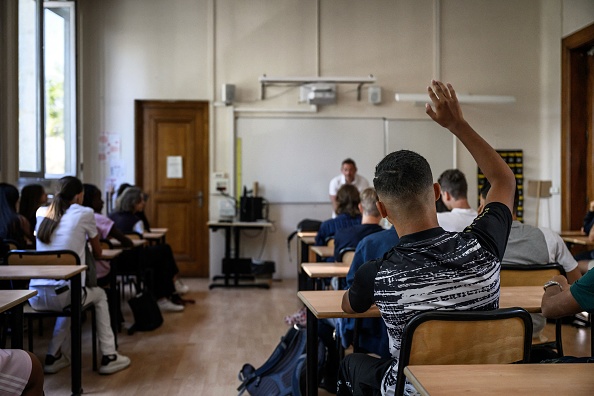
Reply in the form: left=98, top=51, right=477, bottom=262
left=479, top=182, right=581, bottom=340
left=338, top=80, right=515, bottom=396
left=436, top=169, right=477, bottom=231
left=0, top=183, right=31, bottom=247
left=315, top=184, right=362, bottom=251
left=329, top=158, right=370, bottom=216
left=0, top=349, right=44, bottom=396
left=332, top=187, right=383, bottom=263
left=542, top=268, right=594, bottom=319
left=29, top=176, right=131, bottom=375
left=108, top=186, right=188, bottom=311
left=573, top=200, right=594, bottom=274
left=19, top=184, right=48, bottom=239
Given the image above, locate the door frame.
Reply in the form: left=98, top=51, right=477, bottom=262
left=561, top=23, right=594, bottom=230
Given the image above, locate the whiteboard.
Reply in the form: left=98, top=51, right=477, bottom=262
left=386, top=119, right=456, bottom=181
left=237, top=117, right=384, bottom=203
left=236, top=117, right=455, bottom=203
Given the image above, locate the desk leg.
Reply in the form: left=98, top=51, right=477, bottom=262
left=9, top=305, right=24, bottom=349
left=306, top=308, right=318, bottom=396
left=71, top=274, right=83, bottom=396
left=109, top=261, right=119, bottom=348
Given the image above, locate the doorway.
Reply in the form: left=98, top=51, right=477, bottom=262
left=135, top=100, right=210, bottom=277
left=562, top=23, right=594, bottom=230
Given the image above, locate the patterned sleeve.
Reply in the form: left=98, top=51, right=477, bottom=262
left=347, top=259, right=380, bottom=313
left=464, top=202, right=512, bottom=261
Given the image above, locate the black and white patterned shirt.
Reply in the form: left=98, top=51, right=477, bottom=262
left=348, top=202, right=512, bottom=395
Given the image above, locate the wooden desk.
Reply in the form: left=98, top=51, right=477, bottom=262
left=297, top=287, right=543, bottom=396
left=309, top=245, right=334, bottom=261
left=301, top=262, right=350, bottom=290
left=404, top=363, right=594, bottom=396
left=208, top=221, right=273, bottom=289
left=0, top=266, right=87, bottom=396
left=560, top=230, right=586, bottom=237
left=109, top=238, right=146, bottom=248
left=561, top=234, right=594, bottom=246
left=297, top=232, right=317, bottom=291
left=142, top=230, right=167, bottom=244
left=0, top=289, right=38, bottom=348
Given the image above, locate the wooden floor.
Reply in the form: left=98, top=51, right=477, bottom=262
left=27, top=278, right=591, bottom=395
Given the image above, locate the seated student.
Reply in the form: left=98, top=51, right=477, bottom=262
left=315, top=184, right=362, bottom=254
left=0, top=349, right=44, bottom=396
left=108, top=186, right=188, bottom=312
left=332, top=187, right=383, bottom=263
left=338, top=80, right=516, bottom=396
left=479, top=181, right=581, bottom=341
left=542, top=267, right=594, bottom=319
left=30, top=176, right=130, bottom=375
left=0, top=183, right=33, bottom=247
left=436, top=169, right=477, bottom=232
left=19, top=184, right=48, bottom=244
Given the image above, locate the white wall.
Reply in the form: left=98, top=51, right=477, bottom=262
left=74, top=0, right=594, bottom=279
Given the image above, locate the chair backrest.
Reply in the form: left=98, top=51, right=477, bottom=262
left=325, top=237, right=335, bottom=248
left=395, top=308, right=532, bottom=396
left=2, top=239, right=20, bottom=251
left=338, top=247, right=356, bottom=265
left=6, top=250, right=80, bottom=266
left=500, top=263, right=564, bottom=286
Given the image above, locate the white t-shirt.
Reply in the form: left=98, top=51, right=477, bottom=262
left=437, top=207, right=478, bottom=232
left=30, top=204, right=98, bottom=287
left=328, top=173, right=370, bottom=196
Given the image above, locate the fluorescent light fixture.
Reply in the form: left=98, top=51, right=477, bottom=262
left=259, top=75, right=376, bottom=84
left=395, top=93, right=516, bottom=105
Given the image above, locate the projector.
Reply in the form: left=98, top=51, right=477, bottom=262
left=300, top=83, right=337, bottom=105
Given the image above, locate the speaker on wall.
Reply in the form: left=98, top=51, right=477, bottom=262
left=222, top=84, right=235, bottom=105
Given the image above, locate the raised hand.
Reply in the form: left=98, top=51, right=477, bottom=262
left=425, top=80, right=465, bottom=131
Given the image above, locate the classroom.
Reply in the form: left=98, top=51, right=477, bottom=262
left=1, top=0, right=594, bottom=395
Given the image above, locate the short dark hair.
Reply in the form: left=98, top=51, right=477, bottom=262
left=342, top=158, right=356, bottom=168
left=373, top=150, right=433, bottom=204
left=438, top=169, right=468, bottom=200
left=335, top=184, right=361, bottom=217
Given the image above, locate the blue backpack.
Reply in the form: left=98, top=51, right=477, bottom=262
left=237, top=325, right=325, bottom=396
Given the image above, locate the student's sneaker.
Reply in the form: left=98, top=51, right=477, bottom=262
left=175, top=279, right=189, bottom=295
left=158, top=298, right=185, bottom=312
left=99, top=352, right=131, bottom=375
left=44, top=353, right=70, bottom=374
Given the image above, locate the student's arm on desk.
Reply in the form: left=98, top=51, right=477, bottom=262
left=541, top=275, right=582, bottom=319
left=342, top=291, right=356, bottom=314
left=109, top=227, right=133, bottom=248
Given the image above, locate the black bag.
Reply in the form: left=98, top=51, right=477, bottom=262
left=127, top=292, right=163, bottom=335
left=237, top=325, right=326, bottom=396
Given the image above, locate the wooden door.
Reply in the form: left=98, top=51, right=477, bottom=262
left=562, top=23, right=594, bottom=230
left=135, top=101, right=209, bottom=277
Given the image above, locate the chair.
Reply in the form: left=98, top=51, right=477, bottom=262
left=500, top=263, right=565, bottom=355
left=5, top=250, right=98, bottom=371
left=395, top=308, right=532, bottom=396
left=324, top=237, right=335, bottom=248
left=337, top=247, right=356, bottom=265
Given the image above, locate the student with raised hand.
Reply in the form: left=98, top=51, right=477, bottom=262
left=338, top=80, right=516, bottom=396
left=29, top=176, right=131, bottom=375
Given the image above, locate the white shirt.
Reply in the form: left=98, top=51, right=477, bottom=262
left=437, top=208, right=478, bottom=232
left=328, top=173, right=370, bottom=196
left=30, top=204, right=98, bottom=287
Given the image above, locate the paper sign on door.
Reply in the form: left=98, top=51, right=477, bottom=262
left=167, top=156, right=183, bottom=179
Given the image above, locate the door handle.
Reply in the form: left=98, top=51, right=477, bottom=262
left=197, top=191, right=203, bottom=208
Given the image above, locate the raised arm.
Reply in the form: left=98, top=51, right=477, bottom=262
left=425, top=80, right=515, bottom=213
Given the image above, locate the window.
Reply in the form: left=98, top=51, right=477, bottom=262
left=19, top=0, right=76, bottom=179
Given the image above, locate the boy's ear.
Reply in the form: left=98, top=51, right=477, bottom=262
left=376, top=201, right=388, bottom=218
left=433, top=183, right=441, bottom=201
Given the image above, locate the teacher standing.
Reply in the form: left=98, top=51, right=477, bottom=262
left=329, top=158, right=370, bottom=217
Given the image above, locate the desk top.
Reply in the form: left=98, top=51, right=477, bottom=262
left=560, top=230, right=586, bottom=237
left=142, top=231, right=166, bottom=240
left=310, top=245, right=334, bottom=258
left=99, top=249, right=123, bottom=260
left=297, top=286, right=543, bottom=319
left=207, top=220, right=273, bottom=228
left=149, top=227, right=168, bottom=233
left=561, top=234, right=594, bottom=246
left=300, top=236, right=316, bottom=245
left=0, top=265, right=87, bottom=280
left=0, top=290, right=38, bottom=313
left=109, top=238, right=146, bottom=248
left=301, top=262, right=350, bottom=278
left=404, top=364, right=594, bottom=396
left=297, top=231, right=317, bottom=238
